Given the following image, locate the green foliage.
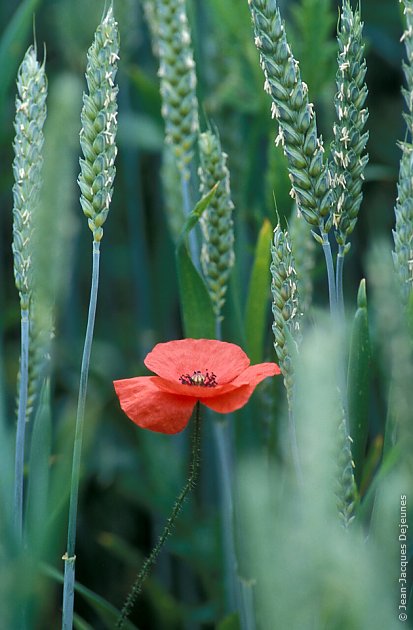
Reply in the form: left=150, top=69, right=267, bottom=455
left=176, top=189, right=217, bottom=340
left=290, top=0, right=336, bottom=100
left=1, top=0, right=412, bottom=627
left=245, top=218, right=273, bottom=363
left=347, top=278, right=371, bottom=489
left=0, top=0, right=42, bottom=110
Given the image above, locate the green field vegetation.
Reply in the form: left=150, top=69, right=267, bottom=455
left=0, top=0, right=412, bottom=628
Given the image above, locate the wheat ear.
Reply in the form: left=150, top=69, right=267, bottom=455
left=12, top=45, right=47, bottom=540
left=331, top=0, right=369, bottom=315
left=271, top=224, right=302, bottom=479
left=248, top=0, right=336, bottom=313
left=393, top=0, right=413, bottom=303
left=156, top=0, right=199, bottom=180
left=198, top=130, right=235, bottom=330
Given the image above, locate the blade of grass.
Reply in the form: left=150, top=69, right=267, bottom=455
left=245, top=219, right=272, bottom=364
left=347, top=279, right=371, bottom=489
left=176, top=186, right=217, bottom=339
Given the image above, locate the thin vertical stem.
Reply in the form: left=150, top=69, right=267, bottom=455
left=181, top=173, right=199, bottom=265
left=288, top=404, right=303, bottom=485
left=335, top=246, right=350, bottom=434
left=116, top=402, right=203, bottom=628
left=336, top=247, right=345, bottom=324
left=213, top=319, right=251, bottom=625
left=321, top=232, right=337, bottom=318
left=62, top=240, right=100, bottom=630
left=212, top=418, right=237, bottom=611
left=215, top=317, right=222, bottom=341
left=14, top=308, right=29, bottom=541
left=322, top=233, right=349, bottom=434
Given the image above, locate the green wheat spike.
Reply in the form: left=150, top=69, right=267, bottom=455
left=336, top=410, right=358, bottom=529
left=289, top=208, right=316, bottom=315
left=248, top=0, right=333, bottom=240
left=198, top=130, right=235, bottom=321
left=12, top=46, right=47, bottom=311
left=12, top=43, right=47, bottom=540
left=156, top=0, right=199, bottom=179
left=161, top=145, right=185, bottom=241
left=271, top=224, right=301, bottom=407
left=330, top=0, right=369, bottom=254
left=78, top=6, right=119, bottom=243
left=393, top=0, right=413, bottom=302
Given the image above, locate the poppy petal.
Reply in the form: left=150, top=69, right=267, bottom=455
left=144, top=339, right=250, bottom=385
left=200, top=385, right=253, bottom=413
left=201, top=363, right=280, bottom=413
left=114, top=376, right=196, bottom=434
left=231, top=362, right=281, bottom=386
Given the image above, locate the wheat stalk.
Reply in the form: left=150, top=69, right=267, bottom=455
left=62, top=8, right=119, bottom=628
left=248, top=0, right=337, bottom=314
left=331, top=0, right=369, bottom=316
left=330, top=0, right=369, bottom=252
left=12, top=44, right=47, bottom=540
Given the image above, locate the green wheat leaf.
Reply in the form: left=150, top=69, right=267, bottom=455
left=245, top=218, right=272, bottom=364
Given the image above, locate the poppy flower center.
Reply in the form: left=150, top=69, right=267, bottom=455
left=179, top=370, right=218, bottom=387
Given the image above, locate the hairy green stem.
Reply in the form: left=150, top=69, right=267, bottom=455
left=14, top=309, right=29, bottom=540
left=62, top=240, right=100, bottom=629
left=116, top=401, right=202, bottom=628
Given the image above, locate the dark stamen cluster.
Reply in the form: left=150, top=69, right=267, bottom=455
left=179, top=370, right=217, bottom=387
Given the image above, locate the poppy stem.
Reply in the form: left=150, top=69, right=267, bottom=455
left=116, top=401, right=203, bottom=628
left=62, top=239, right=100, bottom=629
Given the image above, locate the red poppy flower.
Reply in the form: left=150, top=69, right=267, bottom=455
left=114, top=339, right=281, bottom=434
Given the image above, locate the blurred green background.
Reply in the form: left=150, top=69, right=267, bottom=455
left=0, top=0, right=410, bottom=628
